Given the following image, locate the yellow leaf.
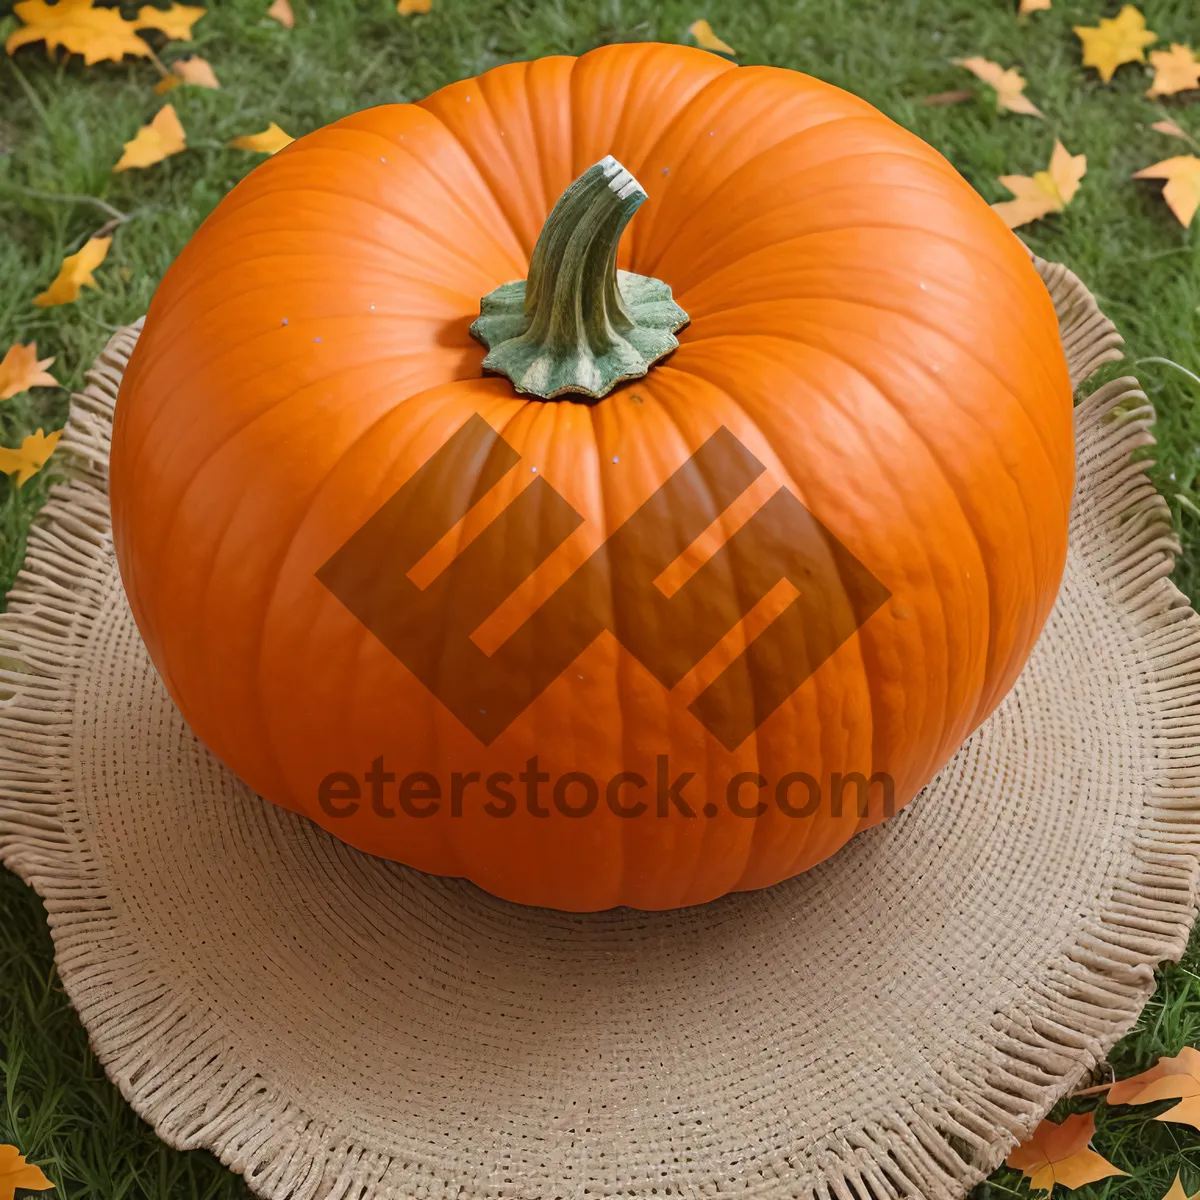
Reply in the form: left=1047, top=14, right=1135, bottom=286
left=992, top=140, right=1086, bottom=229
left=1163, top=1173, right=1200, bottom=1200
left=688, top=19, right=734, bottom=57
left=113, top=104, right=186, bottom=172
left=33, top=236, right=111, bottom=308
left=1134, top=158, right=1200, bottom=227
left=1109, top=1047, right=1200, bottom=1126
left=229, top=122, right=294, bottom=154
left=1074, top=5, right=1157, bottom=84
left=155, top=53, right=218, bottom=92
left=1020, top=0, right=1051, bottom=11
left=1147, top=44, right=1200, bottom=97
left=957, top=56, right=1044, bottom=116
left=1006, top=1113, right=1127, bottom=1194
left=397, top=0, right=432, bottom=11
left=6, top=0, right=150, bottom=65
left=1151, top=118, right=1199, bottom=150
left=0, top=429, right=63, bottom=488
left=0, top=1145, right=54, bottom=1199
left=0, top=343, right=59, bottom=401
left=134, top=3, right=205, bottom=40
left=266, top=0, right=294, bottom=28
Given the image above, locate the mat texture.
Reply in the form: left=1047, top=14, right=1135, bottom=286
left=2, top=258, right=1200, bottom=1200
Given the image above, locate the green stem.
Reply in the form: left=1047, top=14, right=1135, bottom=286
left=470, top=155, right=688, bottom=401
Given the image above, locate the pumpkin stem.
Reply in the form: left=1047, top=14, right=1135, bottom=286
left=470, top=155, right=689, bottom=401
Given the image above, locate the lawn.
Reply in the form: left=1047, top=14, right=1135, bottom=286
left=1, top=0, right=1199, bottom=1197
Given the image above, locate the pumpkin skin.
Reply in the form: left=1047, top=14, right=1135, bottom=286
left=110, top=42, right=1073, bottom=912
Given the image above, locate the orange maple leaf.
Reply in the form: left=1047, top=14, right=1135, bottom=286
left=266, top=0, right=294, bottom=27
left=33, top=236, right=111, bottom=307
left=992, top=140, right=1086, bottom=229
left=6, top=0, right=150, bottom=64
left=1108, top=1046, right=1200, bottom=1124
left=957, top=56, right=1044, bottom=116
left=688, top=19, right=735, bottom=57
left=1074, top=5, right=1158, bottom=83
left=0, top=343, right=59, bottom=401
left=0, top=1145, right=53, bottom=1200
left=1147, top=44, right=1200, bottom=97
left=1006, top=1113, right=1127, bottom=1194
left=1134, top=156, right=1200, bottom=227
left=155, top=54, right=218, bottom=92
left=135, top=3, right=205, bottom=40
left=1020, top=0, right=1051, bottom=11
left=228, top=122, right=294, bottom=154
left=113, top=104, right=187, bottom=171
left=397, top=0, right=432, bottom=11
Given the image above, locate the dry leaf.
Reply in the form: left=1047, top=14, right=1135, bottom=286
left=688, top=19, right=734, bottom=56
left=1109, top=1047, right=1200, bottom=1125
left=0, top=344, right=58, bottom=401
left=397, top=0, right=432, bottom=11
left=0, top=1145, right=54, bottom=1200
left=135, top=3, right=205, bottom=40
left=992, top=140, right=1086, bottom=229
left=113, top=104, right=186, bottom=171
left=957, top=56, right=1044, bottom=116
left=1152, top=118, right=1200, bottom=150
left=155, top=54, right=218, bottom=92
left=1020, top=0, right=1051, bottom=11
left=33, top=236, right=111, bottom=308
left=266, top=0, right=294, bottom=27
left=228, top=122, right=294, bottom=154
left=1134, top=157, right=1200, bottom=227
left=1074, top=5, right=1157, bottom=83
left=1147, top=44, right=1200, bottom=97
left=0, top=429, right=64, bottom=488
left=919, top=89, right=974, bottom=106
left=1163, top=1174, right=1200, bottom=1200
left=6, top=0, right=150, bottom=65
left=1006, top=1113, right=1127, bottom=1194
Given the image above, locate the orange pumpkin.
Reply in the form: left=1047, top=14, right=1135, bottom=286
left=111, top=42, right=1073, bottom=912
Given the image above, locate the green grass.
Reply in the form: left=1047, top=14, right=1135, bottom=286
left=1, top=0, right=1199, bottom=1196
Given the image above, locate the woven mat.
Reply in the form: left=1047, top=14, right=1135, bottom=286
left=3, top=258, right=1200, bottom=1200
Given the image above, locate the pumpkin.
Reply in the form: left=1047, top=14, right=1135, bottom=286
left=110, top=42, right=1073, bottom=912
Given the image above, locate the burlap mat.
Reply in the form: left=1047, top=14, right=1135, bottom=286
left=2, top=258, right=1200, bottom=1200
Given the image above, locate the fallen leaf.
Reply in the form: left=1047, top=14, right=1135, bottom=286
left=155, top=54, right=218, bottom=92
left=1006, top=1113, right=1128, bottom=1194
left=266, top=0, right=293, bottom=27
left=0, top=429, right=64, bottom=488
left=228, top=122, right=294, bottom=154
left=1074, top=5, right=1157, bottom=83
left=6, top=0, right=150, bottom=65
left=919, top=88, right=974, bottom=106
left=0, top=344, right=58, bottom=401
left=1147, top=44, right=1200, bottom=97
left=33, top=236, right=111, bottom=308
left=1163, top=1174, right=1200, bottom=1200
left=957, top=56, right=1044, bottom=116
left=1152, top=118, right=1199, bottom=148
left=688, top=19, right=734, bottom=56
left=1020, top=0, right=1051, bottom=11
left=1109, top=1047, right=1200, bottom=1125
left=113, top=104, right=186, bottom=171
left=1134, top=157, right=1200, bottom=227
left=0, top=1145, right=54, bottom=1199
left=135, top=3, right=205, bottom=40
left=992, top=140, right=1087, bottom=229
left=397, top=0, right=432, bottom=11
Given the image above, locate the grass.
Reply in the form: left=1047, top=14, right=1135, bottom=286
left=0, top=0, right=1198, bottom=1196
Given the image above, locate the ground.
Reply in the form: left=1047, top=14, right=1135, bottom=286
left=1, top=0, right=1199, bottom=1196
